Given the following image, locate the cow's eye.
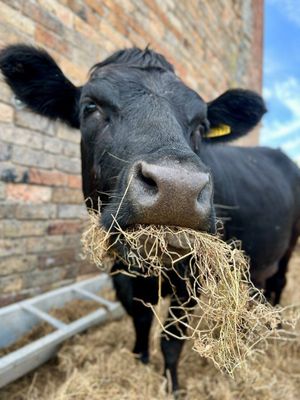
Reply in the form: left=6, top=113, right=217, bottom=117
left=83, top=102, right=98, bottom=116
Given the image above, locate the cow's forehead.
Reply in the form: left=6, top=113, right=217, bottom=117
left=86, top=65, right=206, bottom=114
left=89, top=64, right=177, bottom=89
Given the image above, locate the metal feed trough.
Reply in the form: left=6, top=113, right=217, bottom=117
left=0, top=274, right=124, bottom=388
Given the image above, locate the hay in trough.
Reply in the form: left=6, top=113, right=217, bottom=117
left=2, top=306, right=300, bottom=400
left=81, top=211, right=299, bottom=376
left=0, top=322, right=55, bottom=358
left=0, top=299, right=103, bottom=358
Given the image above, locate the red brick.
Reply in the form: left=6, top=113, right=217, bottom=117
left=0, top=274, right=23, bottom=293
left=99, top=19, right=130, bottom=48
left=35, top=25, right=70, bottom=55
left=22, top=267, right=68, bottom=289
left=16, top=204, right=57, bottom=220
left=67, top=174, right=82, bottom=189
left=47, top=220, right=83, bottom=235
left=85, top=6, right=102, bottom=31
left=12, top=145, right=55, bottom=169
left=0, top=238, right=26, bottom=257
left=58, top=57, right=87, bottom=85
left=0, top=182, right=5, bottom=200
left=58, top=204, right=86, bottom=219
left=0, top=80, right=12, bottom=104
left=52, top=187, right=83, bottom=203
left=25, top=235, right=74, bottom=253
left=38, top=249, right=77, bottom=269
left=6, top=183, right=52, bottom=203
left=78, top=260, right=98, bottom=276
left=37, top=0, right=74, bottom=28
left=1, top=220, right=47, bottom=237
left=28, top=168, right=82, bottom=190
left=85, top=0, right=105, bottom=16
left=14, top=110, right=56, bottom=135
left=1, top=0, right=22, bottom=10
left=0, top=292, right=30, bottom=307
left=106, top=3, right=129, bottom=36
left=0, top=125, right=44, bottom=150
left=74, top=15, right=100, bottom=44
left=0, top=255, right=38, bottom=275
left=0, top=102, right=14, bottom=123
left=0, top=203, right=16, bottom=219
left=57, top=123, right=81, bottom=143
left=55, top=155, right=81, bottom=174
left=63, top=0, right=87, bottom=19
left=29, top=168, right=68, bottom=187
left=23, top=1, right=64, bottom=35
left=0, top=142, right=12, bottom=161
left=0, top=2, right=35, bottom=36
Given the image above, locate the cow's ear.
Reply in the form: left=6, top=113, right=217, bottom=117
left=0, top=44, right=81, bottom=128
left=204, top=89, right=267, bottom=142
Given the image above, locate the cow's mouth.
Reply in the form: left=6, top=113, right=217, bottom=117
left=109, top=224, right=197, bottom=267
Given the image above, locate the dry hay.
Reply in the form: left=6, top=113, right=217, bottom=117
left=1, top=296, right=300, bottom=400
left=81, top=211, right=299, bottom=376
left=2, top=252, right=300, bottom=400
left=48, top=298, right=103, bottom=324
left=2, top=218, right=300, bottom=400
left=0, top=323, right=55, bottom=358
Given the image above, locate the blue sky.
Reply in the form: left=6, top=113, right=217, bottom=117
left=260, top=0, right=300, bottom=164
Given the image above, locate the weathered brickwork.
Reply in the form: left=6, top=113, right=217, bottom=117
left=0, top=0, right=263, bottom=305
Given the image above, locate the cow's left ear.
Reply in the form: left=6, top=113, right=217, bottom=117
left=204, top=89, right=267, bottom=142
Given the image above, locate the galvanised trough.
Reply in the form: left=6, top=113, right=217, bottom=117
left=0, top=274, right=123, bottom=388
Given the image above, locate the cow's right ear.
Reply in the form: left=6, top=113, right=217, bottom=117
left=0, top=44, right=81, bottom=128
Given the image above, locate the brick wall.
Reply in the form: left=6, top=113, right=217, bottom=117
left=0, top=0, right=263, bottom=305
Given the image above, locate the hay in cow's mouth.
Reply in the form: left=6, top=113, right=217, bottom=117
left=81, top=211, right=299, bottom=377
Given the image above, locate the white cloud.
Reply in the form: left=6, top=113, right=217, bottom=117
left=263, top=53, right=282, bottom=77
left=262, top=86, right=272, bottom=100
left=274, top=78, right=300, bottom=115
left=269, top=0, right=300, bottom=27
left=282, top=135, right=300, bottom=150
left=262, top=119, right=300, bottom=141
left=261, top=76, right=300, bottom=144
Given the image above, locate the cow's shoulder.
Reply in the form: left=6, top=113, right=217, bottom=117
left=201, top=143, right=299, bottom=221
left=202, top=145, right=300, bottom=268
left=202, top=144, right=299, bottom=184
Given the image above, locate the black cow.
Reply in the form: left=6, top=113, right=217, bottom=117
left=1, top=45, right=300, bottom=393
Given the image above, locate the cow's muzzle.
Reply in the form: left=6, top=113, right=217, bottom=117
left=127, top=160, right=213, bottom=231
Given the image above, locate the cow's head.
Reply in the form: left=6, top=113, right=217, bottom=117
left=0, top=45, right=266, bottom=234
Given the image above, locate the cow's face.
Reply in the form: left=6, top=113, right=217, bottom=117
left=0, top=46, right=266, bottom=233
left=80, top=64, right=215, bottom=231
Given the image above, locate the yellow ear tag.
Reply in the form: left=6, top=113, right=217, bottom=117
left=205, top=124, right=231, bottom=138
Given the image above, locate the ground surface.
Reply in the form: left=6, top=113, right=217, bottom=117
left=0, top=243, right=300, bottom=400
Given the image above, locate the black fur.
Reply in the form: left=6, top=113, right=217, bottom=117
left=206, top=89, right=267, bottom=142
left=0, top=44, right=81, bottom=128
left=91, top=46, right=174, bottom=72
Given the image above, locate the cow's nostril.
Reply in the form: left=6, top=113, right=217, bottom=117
left=137, top=166, right=159, bottom=194
left=140, top=174, right=157, bottom=188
